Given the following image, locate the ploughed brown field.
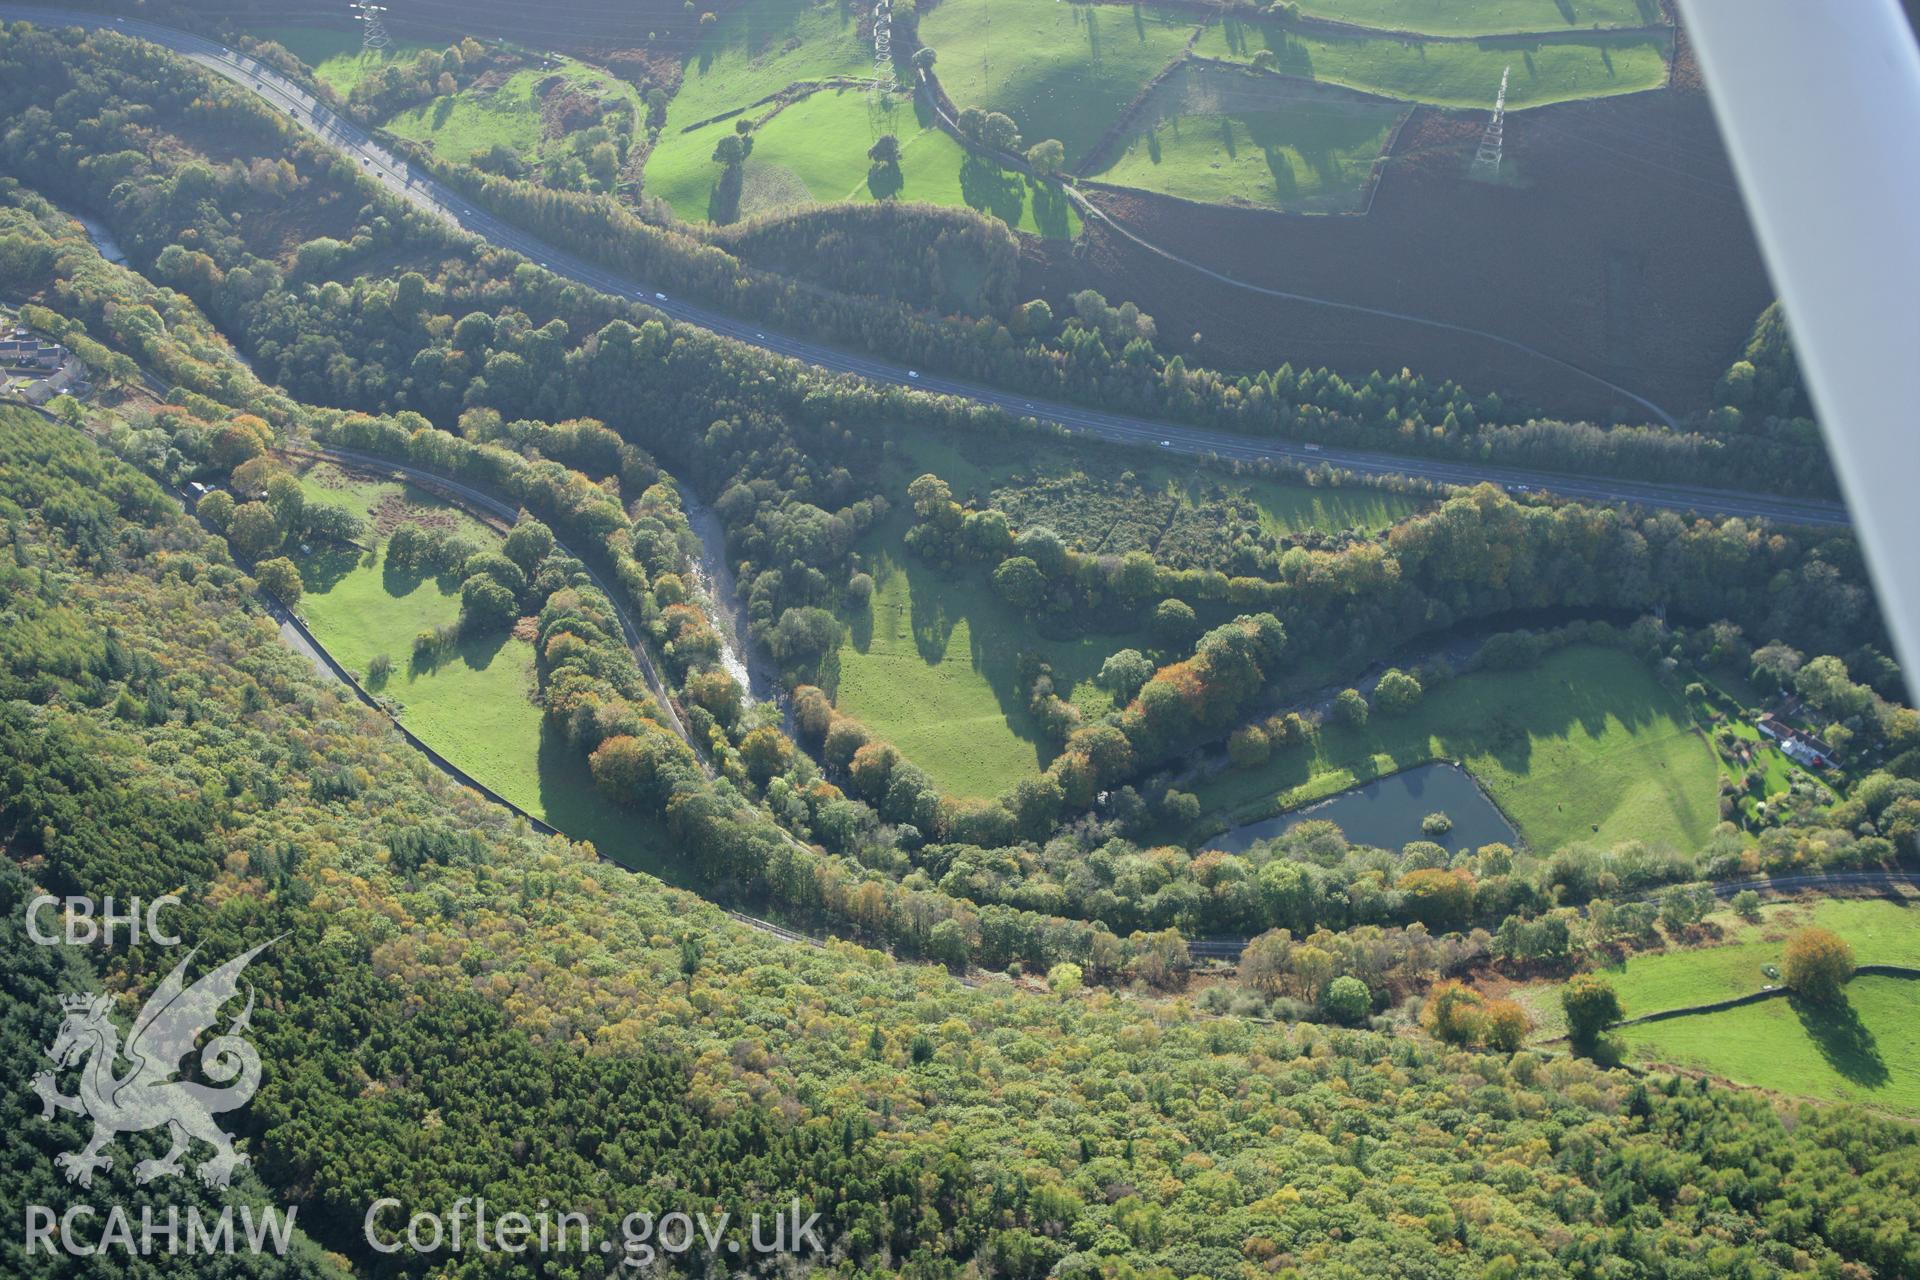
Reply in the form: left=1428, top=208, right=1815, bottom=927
left=1020, top=31, right=1770, bottom=423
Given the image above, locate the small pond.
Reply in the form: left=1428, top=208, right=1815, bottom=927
left=1204, top=761, right=1520, bottom=855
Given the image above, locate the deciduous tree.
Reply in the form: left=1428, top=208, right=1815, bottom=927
left=1561, top=974, right=1623, bottom=1055
left=1783, top=927, right=1854, bottom=1004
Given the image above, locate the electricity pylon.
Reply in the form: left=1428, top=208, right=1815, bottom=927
left=350, top=2, right=391, bottom=51
left=1472, top=66, right=1510, bottom=180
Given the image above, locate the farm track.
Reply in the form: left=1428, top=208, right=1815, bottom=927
left=4, top=4, right=1851, bottom=528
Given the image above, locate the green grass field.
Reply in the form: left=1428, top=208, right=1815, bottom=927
left=824, top=423, right=1417, bottom=798
left=1294, top=0, right=1664, bottom=38
left=290, top=470, right=680, bottom=880
left=665, top=0, right=877, bottom=133
left=1193, top=646, right=1721, bottom=853
left=1621, top=975, right=1920, bottom=1116
left=382, top=68, right=547, bottom=167
left=295, top=543, right=543, bottom=801
left=1599, top=898, right=1920, bottom=1015
left=1245, top=479, right=1419, bottom=537
left=382, top=61, right=644, bottom=170
left=916, top=0, right=1201, bottom=164
left=1199, top=21, right=1671, bottom=109
left=914, top=0, right=1669, bottom=211
left=646, top=89, right=1080, bottom=236
left=247, top=24, right=437, bottom=96
left=1085, top=64, right=1405, bottom=212
left=296, top=459, right=494, bottom=541
left=1508, top=896, right=1920, bottom=1047
left=831, top=508, right=1137, bottom=799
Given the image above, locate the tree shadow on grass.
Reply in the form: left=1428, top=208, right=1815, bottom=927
left=1212, top=647, right=1699, bottom=834
left=813, top=646, right=843, bottom=700
left=846, top=597, right=875, bottom=654
left=708, top=162, right=745, bottom=225
left=867, top=160, right=904, bottom=200
left=298, top=545, right=363, bottom=595
left=1028, top=177, right=1076, bottom=240
left=381, top=551, right=431, bottom=597
left=534, top=720, right=688, bottom=886
left=1431, top=655, right=1680, bottom=780
left=1263, top=149, right=1300, bottom=202
left=1269, top=32, right=1315, bottom=80
left=408, top=637, right=448, bottom=679
left=906, top=560, right=960, bottom=665
left=1791, top=991, right=1889, bottom=1088
left=409, top=622, right=510, bottom=679
left=453, top=625, right=511, bottom=673
left=959, top=154, right=1026, bottom=227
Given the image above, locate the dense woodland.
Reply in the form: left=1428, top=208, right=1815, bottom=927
left=1, top=23, right=1914, bottom=974
left=4, top=19, right=1920, bottom=1278
left=13, top=154, right=1912, bottom=978
left=4, top=403, right=1920, bottom=1279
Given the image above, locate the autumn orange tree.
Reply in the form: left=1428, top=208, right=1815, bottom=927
left=1421, top=981, right=1531, bottom=1051
left=1783, top=927, right=1855, bottom=1004
left=1421, top=979, right=1486, bottom=1046
left=1481, top=999, right=1533, bottom=1052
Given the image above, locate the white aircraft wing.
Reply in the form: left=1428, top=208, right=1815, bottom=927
left=1680, top=0, right=1920, bottom=700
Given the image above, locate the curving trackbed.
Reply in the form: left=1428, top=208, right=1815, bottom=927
left=265, top=448, right=853, bottom=953
left=0, top=4, right=1853, bottom=529
left=283, top=443, right=700, bottom=758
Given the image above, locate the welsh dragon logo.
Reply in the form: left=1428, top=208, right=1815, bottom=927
left=32, top=940, right=275, bottom=1189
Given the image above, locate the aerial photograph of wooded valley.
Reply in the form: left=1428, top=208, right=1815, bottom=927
left=2, top=0, right=1917, bottom=1276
